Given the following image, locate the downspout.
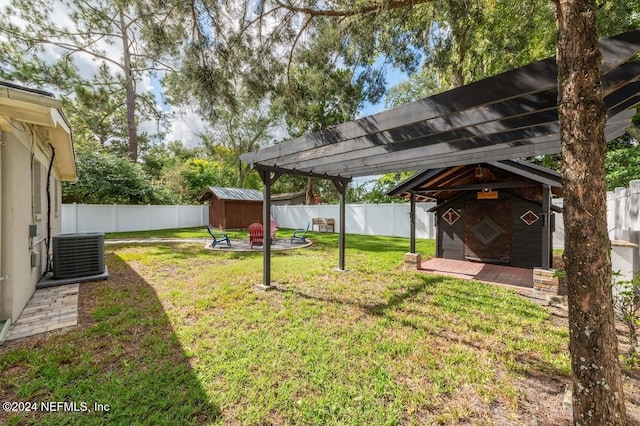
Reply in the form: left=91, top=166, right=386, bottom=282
left=45, top=144, right=55, bottom=273
left=0, top=129, right=11, bottom=342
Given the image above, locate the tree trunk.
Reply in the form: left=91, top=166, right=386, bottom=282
left=453, top=30, right=467, bottom=88
left=305, top=177, right=314, bottom=205
left=555, top=1, right=626, bottom=424
left=237, top=162, right=245, bottom=188
left=629, top=323, right=638, bottom=361
left=120, top=9, right=138, bottom=162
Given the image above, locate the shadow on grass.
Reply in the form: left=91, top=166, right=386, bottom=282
left=275, top=273, right=569, bottom=377
left=308, top=233, right=411, bottom=253
left=0, top=252, right=220, bottom=425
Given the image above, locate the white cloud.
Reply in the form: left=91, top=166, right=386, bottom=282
left=165, top=107, right=208, bottom=148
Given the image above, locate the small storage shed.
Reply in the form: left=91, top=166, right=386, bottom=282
left=199, top=187, right=263, bottom=229
left=388, top=160, right=563, bottom=269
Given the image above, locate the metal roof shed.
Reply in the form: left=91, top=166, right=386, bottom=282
left=198, top=186, right=263, bottom=229
left=240, top=28, right=640, bottom=289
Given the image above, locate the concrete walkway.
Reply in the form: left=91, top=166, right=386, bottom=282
left=106, top=237, right=313, bottom=251
left=5, top=284, right=79, bottom=342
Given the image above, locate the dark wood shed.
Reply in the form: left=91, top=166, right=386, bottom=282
left=198, top=186, right=263, bottom=229
left=388, top=160, right=563, bottom=269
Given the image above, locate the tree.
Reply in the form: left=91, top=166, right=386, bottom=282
left=606, top=146, right=640, bottom=190
left=199, top=88, right=273, bottom=188
left=61, top=71, right=131, bottom=157
left=63, top=141, right=173, bottom=204
left=270, top=20, right=381, bottom=203
left=554, top=0, right=625, bottom=422
left=0, top=0, right=177, bottom=161
left=364, top=172, right=416, bottom=204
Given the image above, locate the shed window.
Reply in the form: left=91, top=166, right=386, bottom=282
left=442, top=208, right=461, bottom=225
left=520, top=210, right=540, bottom=226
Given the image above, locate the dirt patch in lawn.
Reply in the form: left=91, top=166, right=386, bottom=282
left=510, top=255, right=640, bottom=425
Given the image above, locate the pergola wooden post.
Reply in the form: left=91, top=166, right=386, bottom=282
left=541, top=184, right=552, bottom=269
left=257, top=169, right=281, bottom=290
left=333, top=178, right=350, bottom=271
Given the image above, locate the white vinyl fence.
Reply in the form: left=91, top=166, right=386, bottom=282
left=62, top=179, right=639, bottom=248
left=272, top=202, right=570, bottom=248
left=62, top=204, right=208, bottom=234
left=271, top=202, right=437, bottom=239
left=608, top=180, right=640, bottom=244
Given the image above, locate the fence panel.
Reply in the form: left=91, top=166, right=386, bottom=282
left=178, top=205, right=206, bottom=228
left=151, top=206, right=179, bottom=230
left=271, top=202, right=436, bottom=239
left=115, top=205, right=149, bottom=232
left=62, top=204, right=207, bottom=234
left=78, top=205, right=116, bottom=233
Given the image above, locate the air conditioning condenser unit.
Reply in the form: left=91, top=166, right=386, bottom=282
left=53, top=233, right=105, bottom=279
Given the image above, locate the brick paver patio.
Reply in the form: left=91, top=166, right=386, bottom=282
left=420, top=258, right=534, bottom=289
left=5, top=284, right=79, bottom=341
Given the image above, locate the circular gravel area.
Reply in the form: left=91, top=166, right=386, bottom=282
left=203, top=238, right=313, bottom=252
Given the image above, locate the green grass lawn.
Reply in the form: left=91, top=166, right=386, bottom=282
left=0, top=233, right=571, bottom=425
left=105, top=226, right=214, bottom=239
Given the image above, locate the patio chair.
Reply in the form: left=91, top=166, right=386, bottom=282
left=248, top=222, right=264, bottom=248
left=206, top=224, right=231, bottom=248
left=270, top=220, right=278, bottom=241
left=290, top=223, right=309, bottom=244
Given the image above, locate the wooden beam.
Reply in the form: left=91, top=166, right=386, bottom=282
left=416, top=181, right=540, bottom=192
left=541, top=185, right=552, bottom=269
left=410, top=192, right=416, bottom=254
left=332, top=179, right=350, bottom=271
left=312, top=112, right=632, bottom=177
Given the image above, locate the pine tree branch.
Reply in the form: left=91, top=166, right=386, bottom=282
left=274, top=0, right=434, bottom=17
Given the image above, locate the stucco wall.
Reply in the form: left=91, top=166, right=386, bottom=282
left=1, top=127, right=63, bottom=322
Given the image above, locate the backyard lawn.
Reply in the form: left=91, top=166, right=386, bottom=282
left=1, top=230, right=634, bottom=425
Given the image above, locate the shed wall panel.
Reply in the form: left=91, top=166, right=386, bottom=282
left=434, top=191, right=551, bottom=269
left=224, top=200, right=263, bottom=229
left=437, top=198, right=465, bottom=260
left=208, top=198, right=225, bottom=229
left=510, top=198, right=547, bottom=268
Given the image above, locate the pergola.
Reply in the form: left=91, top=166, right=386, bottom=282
left=239, top=28, right=640, bottom=288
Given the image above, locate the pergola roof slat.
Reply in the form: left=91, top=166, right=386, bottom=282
left=310, top=107, right=634, bottom=176
left=317, top=113, right=632, bottom=176
left=266, top=74, right=637, bottom=175
left=258, top=60, right=640, bottom=171
left=241, top=29, right=640, bottom=180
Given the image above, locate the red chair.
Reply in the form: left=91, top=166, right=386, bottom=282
left=270, top=220, right=278, bottom=241
left=248, top=223, right=264, bottom=248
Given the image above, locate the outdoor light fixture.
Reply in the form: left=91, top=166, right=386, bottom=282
left=477, top=188, right=498, bottom=199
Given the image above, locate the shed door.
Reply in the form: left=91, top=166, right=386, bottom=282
left=464, top=200, right=511, bottom=264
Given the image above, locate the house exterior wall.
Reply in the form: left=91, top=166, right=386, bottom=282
left=1, top=128, right=63, bottom=322
left=272, top=194, right=306, bottom=205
